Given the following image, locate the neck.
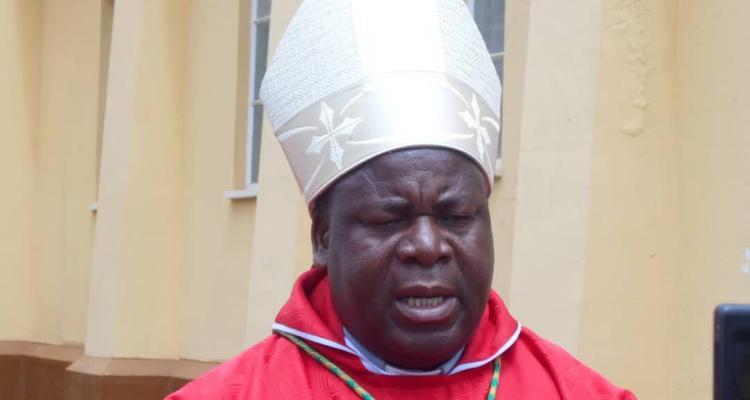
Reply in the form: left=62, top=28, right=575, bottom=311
left=342, top=327, right=464, bottom=376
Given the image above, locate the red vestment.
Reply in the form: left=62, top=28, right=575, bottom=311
left=167, top=269, right=636, bottom=399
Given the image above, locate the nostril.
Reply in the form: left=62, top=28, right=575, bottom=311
left=408, top=241, right=452, bottom=268
left=437, top=254, right=451, bottom=265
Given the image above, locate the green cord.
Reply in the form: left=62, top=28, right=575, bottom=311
left=277, top=331, right=501, bottom=400
left=278, top=331, right=375, bottom=399
left=487, top=353, right=501, bottom=400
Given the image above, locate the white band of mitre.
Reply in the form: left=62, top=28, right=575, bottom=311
left=273, top=72, right=500, bottom=209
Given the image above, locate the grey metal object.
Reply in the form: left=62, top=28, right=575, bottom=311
left=715, top=304, right=750, bottom=400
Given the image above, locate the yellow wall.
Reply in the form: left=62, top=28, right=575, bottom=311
left=33, top=0, right=104, bottom=347
left=1, top=1, right=749, bottom=398
left=673, top=1, right=750, bottom=398
left=0, top=0, right=104, bottom=346
left=507, top=0, right=603, bottom=353
left=85, top=0, right=189, bottom=359
left=0, top=0, right=40, bottom=342
left=180, top=0, right=258, bottom=361
left=579, top=1, right=678, bottom=399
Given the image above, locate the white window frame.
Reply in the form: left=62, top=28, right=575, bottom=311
left=246, top=0, right=271, bottom=188
left=468, top=0, right=505, bottom=176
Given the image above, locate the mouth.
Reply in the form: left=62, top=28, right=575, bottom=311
left=402, top=296, right=449, bottom=308
left=394, top=285, right=458, bottom=325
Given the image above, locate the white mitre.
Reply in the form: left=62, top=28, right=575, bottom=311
left=260, top=0, right=502, bottom=209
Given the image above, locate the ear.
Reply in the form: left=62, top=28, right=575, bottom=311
left=311, top=209, right=330, bottom=268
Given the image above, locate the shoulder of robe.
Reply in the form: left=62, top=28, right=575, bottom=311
left=515, top=328, right=638, bottom=400
left=164, top=334, right=311, bottom=400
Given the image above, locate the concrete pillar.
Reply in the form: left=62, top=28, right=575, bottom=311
left=508, top=0, right=603, bottom=353
left=578, top=1, right=678, bottom=398
left=84, top=0, right=189, bottom=359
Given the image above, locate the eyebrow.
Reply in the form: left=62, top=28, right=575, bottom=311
left=435, top=193, right=481, bottom=210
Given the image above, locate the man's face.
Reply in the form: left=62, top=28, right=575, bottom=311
left=314, top=148, right=494, bottom=370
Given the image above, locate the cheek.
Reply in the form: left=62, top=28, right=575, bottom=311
left=328, top=227, right=396, bottom=299
left=455, top=224, right=494, bottom=289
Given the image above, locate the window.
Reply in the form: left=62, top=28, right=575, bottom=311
left=468, top=0, right=505, bottom=173
left=469, top=0, right=505, bottom=81
left=247, top=0, right=271, bottom=186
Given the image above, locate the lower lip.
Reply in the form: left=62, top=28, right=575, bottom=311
left=394, top=297, right=458, bottom=325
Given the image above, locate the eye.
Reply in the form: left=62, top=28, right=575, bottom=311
left=358, top=212, right=408, bottom=228
left=440, top=213, right=475, bottom=227
left=372, top=216, right=407, bottom=227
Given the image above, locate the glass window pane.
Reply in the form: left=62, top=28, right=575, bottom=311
left=253, top=21, right=270, bottom=99
left=250, top=105, right=264, bottom=183
left=496, top=128, right=502, bottom=161
left=492, top=54, right=504, bottom=83
left=256, top=0, right=271, bottom=19
left=473, top=0, right=505, bottom=54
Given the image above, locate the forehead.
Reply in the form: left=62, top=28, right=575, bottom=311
left=326, top=148, right=488, bottom=204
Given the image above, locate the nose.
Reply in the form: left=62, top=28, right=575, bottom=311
left=397, top=216, right=452, bottom=267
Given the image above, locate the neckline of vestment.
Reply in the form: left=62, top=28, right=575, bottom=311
left=343, top=327, right=465, bottom=376
left=277, top=330, right=503, bottom=400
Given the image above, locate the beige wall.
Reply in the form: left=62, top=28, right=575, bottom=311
left=1, top=0, right=749, bottom=398
left=0, top=0, right=104, bottom=346
left=508, top=0, right=605, bottom=355
left=673, top=1, right=750, bottom=398
left=579, top=1, right=678, bottom=399
left=180, top=0, right=258, bottom=361
left=0, top=0, right=40, bottom=342
left=505, top=2, right=750, bottom=399
left=85, top=0, right=189, bottom=359
left=85, top=0, right=261, bottom=362
left=33, top=0, right=104, bottom=347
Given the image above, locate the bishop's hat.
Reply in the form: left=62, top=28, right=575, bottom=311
left=260, top=0, right=502, bottom=209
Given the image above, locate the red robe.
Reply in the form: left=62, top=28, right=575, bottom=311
left=167, top=269, right=636, bottom=399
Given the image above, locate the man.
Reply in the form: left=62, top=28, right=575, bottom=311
left=167, top=0, right=637, bottom=398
